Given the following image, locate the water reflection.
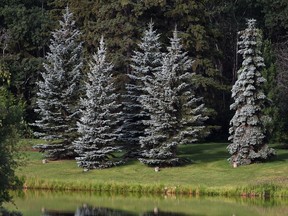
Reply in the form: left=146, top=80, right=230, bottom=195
left=42, top=204, right=189, bottom=216
left=43, top=205, right=135, bottom=216
left=4, top=190, right=288, bottom=216
left=142, top=208, right=190, bottom=216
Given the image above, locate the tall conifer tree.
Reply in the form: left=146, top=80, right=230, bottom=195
left=74, top=37, right=122, bottom=169
left=122, top=22, right=163, bottom=157
left=228, top=19, right=275, bottom=166
left=33, top=6, right=83, bottom=159
left=138, top=55, right=180, bottom=166
left=139, top=29, right=208, bottom=166
left=167, top=28, right=209, bottom=145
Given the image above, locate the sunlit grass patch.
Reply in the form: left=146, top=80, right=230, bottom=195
left=17, top=139, right=288, bottom=197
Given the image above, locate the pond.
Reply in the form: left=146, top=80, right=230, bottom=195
left=4, top=190, right=288, bottom=216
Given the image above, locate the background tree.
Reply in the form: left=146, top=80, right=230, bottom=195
left=274, top=39, right=288, bottom=146
left=33, top=6, right=83, bottom=160
left=74, top=37, right=123, bottom=169
left=256, top=0, right=288, bottom=41
left=228, top=19, right=275, bottom=166
left=0, top=0, right=52, bottom=123
left=261, top=40, right=281, bottom=142
left=122, top=21, right=163, bottom=158
left=0, top=72, right=23, bottom=205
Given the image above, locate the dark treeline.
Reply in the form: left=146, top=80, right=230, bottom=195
left=1, top=0, right=288, bottom=142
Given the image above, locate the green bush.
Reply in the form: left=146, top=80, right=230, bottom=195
left=0, top=87, right=24, bottom=204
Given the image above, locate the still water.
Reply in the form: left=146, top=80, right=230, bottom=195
left=4, top=190, right=288, bottom=216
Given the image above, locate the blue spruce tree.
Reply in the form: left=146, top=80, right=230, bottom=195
left=228, top=19, right=276, bottom=166
left=167, top=28, right=209, bottom=146
left=74, top=37, right=123, bottom=169
left=139, top=28, right=208, bottom=166
left=122, top=21, right=163, bottom=158
left=33, top=7, right=83, bottom=159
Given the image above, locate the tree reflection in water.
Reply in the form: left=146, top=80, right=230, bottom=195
left=42, top=204, right=190, bottom=216
left=74, top=204, right=135, bottom=216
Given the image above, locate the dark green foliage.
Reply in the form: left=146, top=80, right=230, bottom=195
left=0, top=87, right=23, bottom=205
left=261, top=40, right=282, bottom=142
left=0, top=0, right=52, bottom=123
left=256, top=0, right=288, bottom=40
left=274, top=39, right=288, bottom=146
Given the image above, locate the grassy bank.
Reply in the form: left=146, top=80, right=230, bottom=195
left=17, top=139, right=288, bottom=197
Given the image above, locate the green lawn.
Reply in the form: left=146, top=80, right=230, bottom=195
left=17, top=139, right=288, bottom=197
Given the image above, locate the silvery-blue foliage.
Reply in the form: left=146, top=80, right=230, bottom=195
left=139, top=28, right=208, bottom=166
left=122, top=21, right=163, bottom=157
left=74, top=37, right=123, bottom=169
left=228, top=19, right=275, bottom=166
left=33, top=6, right=83, bottom=159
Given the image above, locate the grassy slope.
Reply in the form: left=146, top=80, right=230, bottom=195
left=17, top=139, right=288, bottom=196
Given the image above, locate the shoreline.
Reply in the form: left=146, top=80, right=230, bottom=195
left=21, top=177, right=288, bottom=198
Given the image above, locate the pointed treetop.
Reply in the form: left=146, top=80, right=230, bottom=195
left=60, top=6, right=75, bottom=28
left=98, top=35, right=106, bottom=59
left=148, top=19, right=154, bottom=32
left=140, top=20, right=161, bottom=49
left=247, top=18, right=257, bottom=29
left=167, top=26, right=183, bottom=54
left=238, top=18, right=263, bottom=60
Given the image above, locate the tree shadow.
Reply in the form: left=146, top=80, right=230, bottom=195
left=269, top=152, right=288, bottom=163
left=178, top=143, right=229, bottom=163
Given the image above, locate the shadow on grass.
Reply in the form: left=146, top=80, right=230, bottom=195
left=178, top=143, right=288, bottom=164
left=178, top=143, right=229, bottom=163
left=267, top=144, right=288, bottom=163
left=122, top=158, right=140, bottom=166
left=270, top=153, right=288, bottom=163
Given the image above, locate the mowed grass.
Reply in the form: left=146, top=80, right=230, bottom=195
left=16, top=139, right=288, bottom=197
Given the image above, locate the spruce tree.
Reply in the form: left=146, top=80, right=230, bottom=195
left=167, top=28, right=209, bottom=145
left=138, top=55, right=180, bottom=166
left=139, top=29, right=208, bottom=166
left=74, top=37, right=122, bottom=169
left=122, top=21, right=163, bottom=157
left=33, top=6, right=83, bottom=159
left=228, top=19, right=275, bottom=166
